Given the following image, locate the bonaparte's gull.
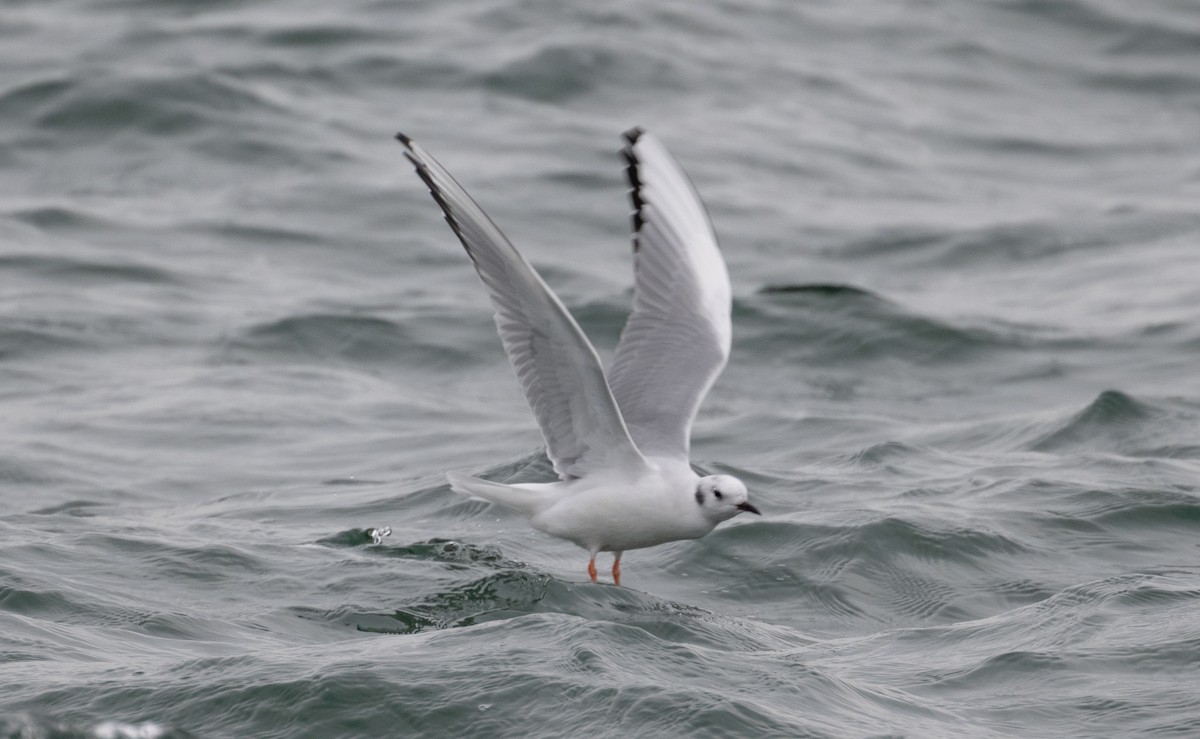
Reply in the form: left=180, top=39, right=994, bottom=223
left=398, top=128, right=759, bottom=585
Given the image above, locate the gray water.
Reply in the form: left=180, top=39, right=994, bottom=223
left=3, top=0, right=1200, bottom=736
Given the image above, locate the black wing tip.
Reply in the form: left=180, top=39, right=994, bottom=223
left=396, top=132, right=420, bottom=167
left=621, top=129, right=646, bottom=246
left=396, top=136, right=481, bottom=265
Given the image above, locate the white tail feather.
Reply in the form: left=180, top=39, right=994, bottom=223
left=445, top=472, right=552, bottom=518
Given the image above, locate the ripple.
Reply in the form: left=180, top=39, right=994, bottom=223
left=0, top=77, right=74, bottom=116
left=7, top=205, right=120, bottom=232
left=0, top=322, right=89, bottom=359
left=849, top=440, right=924, bottom=466
left=327, top=569, right=554, bottom=634
left=1001, top=0, right=1200, bottom=48
left=929, top=648, right=1071, bottom=691
left=261, top=24, right=387, bottom=48
left=482, top=42, right=682, bottom=102
left=331, top=52, right=470, bottom=90
left=828, top=517, right=1027, bottom=565
left=27, top=500, right=104, bottom=517
left=0, top=253, right=178, bottom=285
left=836, top=213, right=1200, bottom=269
left=319, top=532, right=527, bottom=571
left=32, top=71, right=288, bottom=136
left=1072, top=488, right=1200, bottom=530
left=311, top=566, right=796, bottom=653
left=905, top=570, right=1200, bottom=719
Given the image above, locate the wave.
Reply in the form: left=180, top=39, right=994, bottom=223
left=307, top=535, right=799, bottom=648
left=483, top=41, right=684, bottom=103
left=0, top=253, right=177, bottom=286
left=835, top=211, right=1200, bottom=268
left=740, top=282, right=1024, bottom=366
left=1029, top=389, right=1200, bottom=457
left=218, top=312, right=474, bottom=368
left=30, top=74, right=252, bottom=135
left=0, top=323, right=91, bottom=360
left=1001, top=0, right=1200, bottom=54
left=5, top=205, right=122, bottom=233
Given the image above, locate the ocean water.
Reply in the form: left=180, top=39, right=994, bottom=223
left=3, top=0, right=1200, bottom=736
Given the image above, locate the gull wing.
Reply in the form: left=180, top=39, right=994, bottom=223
left=608, top=128, right=733, bottom=461
left=397, top=133, right=647, bottom=480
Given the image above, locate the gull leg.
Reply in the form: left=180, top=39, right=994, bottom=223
left=612, top=552, right=622, bottom=587
left=587, top=556, right=598, bottom=583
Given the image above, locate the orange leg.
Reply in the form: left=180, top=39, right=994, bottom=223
left=587, top=556, right=598, bottom=583
left=612, top=552, right=622, bottom=587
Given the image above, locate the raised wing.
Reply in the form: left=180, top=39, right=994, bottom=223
left=608, top=128, right=732, bottom=460
left=397, top=133, right=647, bottom=480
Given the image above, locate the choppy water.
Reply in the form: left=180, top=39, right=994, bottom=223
left=4, top=0, right=1200, bottom=736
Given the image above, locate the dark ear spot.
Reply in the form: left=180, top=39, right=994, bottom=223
left=695, top=490, right=705, bottom=505
left=714, top=489, right=723, bottom=500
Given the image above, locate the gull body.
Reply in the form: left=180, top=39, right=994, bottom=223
left=448, top=464, right=748, bottom=553
left=399, top=128, right=759, bottom=585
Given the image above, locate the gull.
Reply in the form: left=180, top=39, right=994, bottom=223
left=397, top=128, right=759, bottom=585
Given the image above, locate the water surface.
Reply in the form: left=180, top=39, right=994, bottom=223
left=3, top=0, right=1200, bottom=736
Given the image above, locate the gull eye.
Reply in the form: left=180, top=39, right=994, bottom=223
left=714, top=490, right=723, bottom=500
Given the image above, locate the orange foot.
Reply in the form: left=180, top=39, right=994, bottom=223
left=587, top=557, right=597, bottom=583
left=612, top=560, right=621, bottom=587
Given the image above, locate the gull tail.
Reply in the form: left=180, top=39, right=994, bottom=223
left=446, top=472, right=553, bottom=518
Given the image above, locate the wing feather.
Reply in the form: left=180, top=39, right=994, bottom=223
left=608, top=128, right=733, bottom=460
left=398, top=133, right=647, bottom=479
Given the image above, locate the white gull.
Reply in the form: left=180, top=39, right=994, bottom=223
left=397, top=128, right=759, bottom=585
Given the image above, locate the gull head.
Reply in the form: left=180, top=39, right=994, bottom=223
left=694, top=474, right=760, bottom=523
